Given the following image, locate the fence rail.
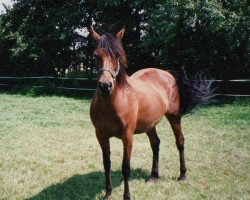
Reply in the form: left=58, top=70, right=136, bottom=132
left=0, top=76, right=249, bottom=97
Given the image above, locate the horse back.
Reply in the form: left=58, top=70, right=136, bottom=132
left=130, top=68, right=177, bottom=101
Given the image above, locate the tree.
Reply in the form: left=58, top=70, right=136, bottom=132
left=0, top=0, right=91, bottom=75
left=0, top=0, right=249, bottom=78
left=0, top=0, right=158, bottom=76
left=143, top=0, right=249, bottom=78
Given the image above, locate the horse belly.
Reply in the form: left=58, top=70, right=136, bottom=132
left=134, top=88, right=168, bottom=133
left=135, top=119, right=163, bottom=134
left=135, top=107, right=165, bottom=133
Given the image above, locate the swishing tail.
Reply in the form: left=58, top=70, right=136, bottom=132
left=174, top=70, right=216, bottom=115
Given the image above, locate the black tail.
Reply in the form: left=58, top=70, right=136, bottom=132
left=174, top=70, right=216, bottom=115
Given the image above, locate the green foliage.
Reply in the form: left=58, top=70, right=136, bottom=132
left=0, top=0, right=91, bottom=76
left=0, top=0, right=158, bottom=76
left=0, top=0, right=249, bottom=78
left=143, top=0, right=249, bottom=78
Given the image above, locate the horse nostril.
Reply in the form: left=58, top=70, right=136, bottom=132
left=109, top=82, right=112, bottom=88
left=98, top=81, right=112, bottom=95
left=98, top=81, right=104, bottom=89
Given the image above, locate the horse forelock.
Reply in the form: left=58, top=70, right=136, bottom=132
left=96, top=33, right=127, bottom=67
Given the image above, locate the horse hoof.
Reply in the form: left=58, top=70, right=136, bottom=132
left=177, top=176, right=186, bottom=182
left=146, top=176, right=158, bottom=183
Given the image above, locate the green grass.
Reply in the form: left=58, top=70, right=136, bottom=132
left=0, top=94, right=249, bottom=200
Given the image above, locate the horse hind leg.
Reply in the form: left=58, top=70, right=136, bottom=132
left=166, top=114, right=187, bottom=181
left=146, top=127, right=160, bottom=182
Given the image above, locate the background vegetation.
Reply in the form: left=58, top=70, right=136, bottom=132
left=0, top=1, right=249, bottom=199
left=0, top=94, right=249, bottom=199
left=0, top=0, right=249, bottom=78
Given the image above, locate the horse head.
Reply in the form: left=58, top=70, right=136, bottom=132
left=91, top=27, right=128, bottom=96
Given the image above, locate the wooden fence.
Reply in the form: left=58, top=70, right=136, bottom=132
left=0, top=76, right=249, bottom=97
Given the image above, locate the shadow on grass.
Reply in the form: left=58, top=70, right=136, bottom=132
left=27, top=169, right=148, bottom=200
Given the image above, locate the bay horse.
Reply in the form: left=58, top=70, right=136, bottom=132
left=90, top=27, right=212, bottom=200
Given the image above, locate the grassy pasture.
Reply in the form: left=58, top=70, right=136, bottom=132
left=0, top=94, right=249, bottom=200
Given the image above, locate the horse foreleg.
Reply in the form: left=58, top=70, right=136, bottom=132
left=122, top=135, right=133, bottom=200
left=167, top=115, right=187, bottom=181
left=97, top=133, right=112, bottom=199
left=146, top=127, right=160, bottom=182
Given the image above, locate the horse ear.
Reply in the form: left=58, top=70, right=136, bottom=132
left=116, top=27, right=125, bottom=40
left=90, top=26, right=101, bottom=41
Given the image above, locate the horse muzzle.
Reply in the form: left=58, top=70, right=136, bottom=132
left=98, top=81, right=113, bottom=96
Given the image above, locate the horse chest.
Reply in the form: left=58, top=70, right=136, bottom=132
left=90, top=105, right=125, bottom=137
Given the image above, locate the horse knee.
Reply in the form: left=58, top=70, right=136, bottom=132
left=122, top=162, right=131, bottom=177
left=148, top=131, right=160, bottom=150
left=176, top=137, right=185, bottom=151
left=177, top=134, right=184, bottom=144
left=155, top=137, right=160, bottom=146
left=154, top=138, right=160, bottom=153
left=176, top=143, right=184, bottom=151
